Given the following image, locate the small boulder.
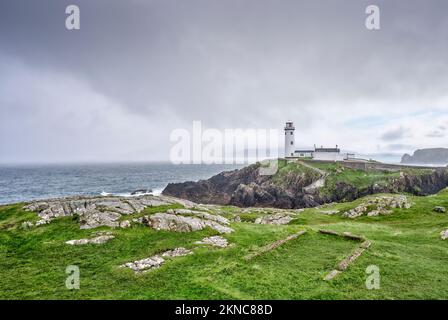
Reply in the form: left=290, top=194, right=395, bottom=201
left=121, top=256, right=165, bottom=272
left=119, top=220, right=131, bottom=228
left=233, top=215, right=241, bottom=222
left=66, top=235, right=115, bottom=245
left=121, top=247, right=192, bottom=272
left=195, top=236, right=228, bottom=248
left=21, top=221, right=34, bottom=229
left=433, top=206, right=446, bottom=213
left=254, top=213, right=292, bottom=225
left=161, top=247, right=192, bottom=258
left=35, top=219, right=50, bottom=226
left=344, top=195, right=411, bottom=218
left=440, top=229, right=448, bottom=240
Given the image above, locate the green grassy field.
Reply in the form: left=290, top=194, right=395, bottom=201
left=1, top=189, right=448, bottom=299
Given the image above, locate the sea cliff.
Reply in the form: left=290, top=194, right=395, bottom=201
left=163, top=159, right=448, bottom=208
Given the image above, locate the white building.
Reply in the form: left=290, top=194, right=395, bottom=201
left=284, top=121, right=295, bottom=158
left=313, top=146, right=346, bottom=161
left=294, top=149, right=314, bottom=158
left=284, top=121, right=354, bottom=161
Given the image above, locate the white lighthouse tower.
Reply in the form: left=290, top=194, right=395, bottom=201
left=284, top=121, right=295, bottom=158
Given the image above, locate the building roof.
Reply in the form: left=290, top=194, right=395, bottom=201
left=295, top=149, right=315, bottom=153
left=315, top=147, right=340, bottom=153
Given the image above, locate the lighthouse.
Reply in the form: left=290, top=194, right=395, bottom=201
left=284, top=121, right=295, bottom=158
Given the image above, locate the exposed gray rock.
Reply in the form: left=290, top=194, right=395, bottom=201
left=121, top=255, right=165, bottom=272
left=144, top=213, right=233, bottom=234
left=158, top=195, right=197, bottom=209
left=343, top=195, right=411, bottom=218
left=121, top=247, right=192, bottom=272
left=167, top=208, right=230, bottom=225
left=433, top=206, right=446, bottom=213
left=66, top=235, right=115, bottom=245
left=23, top=195, right=189, bottom=229
left=95, top=199, right=134, bottom=215
left=161, top=247, right=192, bottom=258
left=35, top=218, right=50, bottom=226
left=79, top=211, right=121, bottom=229
left=145, top=213, right=205, bottom=232
left=254, top=213, right=292, bottom=225
left=21, top=221, right=34, bottom=229
left=208, top=221, right=234, bottom=234
left=195, top=236, right=229, bottom=248
left=440, top=229, right=448, bottom=240
left=119, top=220, right=131, bottom=228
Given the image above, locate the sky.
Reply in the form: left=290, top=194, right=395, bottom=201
left=0, top=0, right=447, bottom=163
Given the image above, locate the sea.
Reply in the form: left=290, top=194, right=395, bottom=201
left=0, top=162, right=244, bottom=205
left=1, top=159, right=445, bottom=206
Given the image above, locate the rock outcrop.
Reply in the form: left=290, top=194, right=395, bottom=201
left=166, top=208, right=230, bottom=225
left=254, top=213, right=293, bottom=225
left=163, top=161, right=448, bottom=209
left=23, top=194, right=235, bottom=235
left=121, top=255, right=165, bottom=272
left=120, top=247, right=192, bottom=272
left=195, top=236, right=229, bottom=248
left=140, top=213, right=233, bottom=234
left=66, top=234, right=115, bottom=245
left=343, top=195, right=411, bottom=218
left=23, top=195, right=185, bottom=229
left=163, top=162, right=322, bottom=209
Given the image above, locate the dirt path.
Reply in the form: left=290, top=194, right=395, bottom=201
left=300, top=161, right=328, bottom=193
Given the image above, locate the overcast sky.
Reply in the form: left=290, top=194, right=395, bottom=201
left=1, top=0, right=447, bottom=163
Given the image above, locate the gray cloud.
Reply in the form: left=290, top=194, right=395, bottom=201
left=427, top=130, right=445, bottom=138
left=385, top=144, right=416, bottom=151
left=1, top=0, right=448, bottom=162
left=380, top=126, right=412, bottom=141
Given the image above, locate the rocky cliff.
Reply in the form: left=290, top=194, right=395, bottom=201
left=401, top=148, right=448, bottom=165
left=162, top=160, right=448, bottom=209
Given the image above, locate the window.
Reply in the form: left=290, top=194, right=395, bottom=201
left=290, top=141, right=293, bottom=145
left=291, top=153, right=293, bottom=156
left=290, top=132, right=293, bottom=135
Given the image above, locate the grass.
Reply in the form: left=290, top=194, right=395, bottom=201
left=270, top=160, right=320, bottom=187
left=304, top=162, right=401, bottom=198
left=1, top=189, right=448, bottom=299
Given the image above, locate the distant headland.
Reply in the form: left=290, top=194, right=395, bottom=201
left=401, top=148, right=448, bottom=165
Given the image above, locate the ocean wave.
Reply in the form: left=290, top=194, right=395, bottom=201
left=100, top=187, right=164, bottom=198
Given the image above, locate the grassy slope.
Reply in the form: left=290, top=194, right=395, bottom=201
left=305, top=162, right=400, bottom=198
left=1, top=189, right=448, bottom=299
left=271, top=159, right=320, bottom=184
